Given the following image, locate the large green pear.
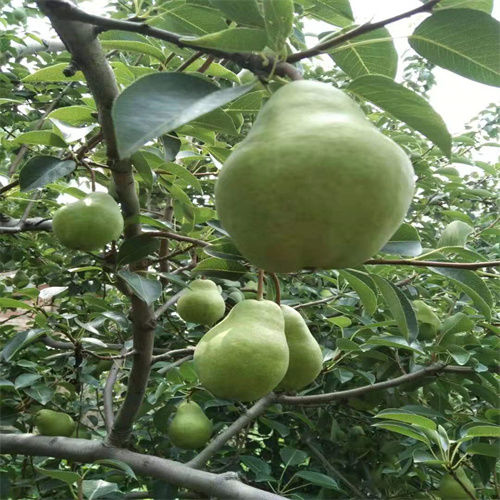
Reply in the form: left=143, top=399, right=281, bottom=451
left=34, top=409, right=75, bottom=437
left=176, top=279, right=226, bottom=326
left=215, top=80, right=415, bottom=273
left=168, top=401, right=213, bottom=449
left=413, top=300, right=441, bottom=341
left=438, top=468, right=475, bottom=500
left=52, top=192, right=124, bottom=251
left=275, top=305, right=323, bottom=391
left=194, top=299, right=289, bottom=401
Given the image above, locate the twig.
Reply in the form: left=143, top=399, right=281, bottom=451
left=154, top=291, right=184, bottom=320
left=257, top=269, right=264, bottom=301
left=294, top=295, right=336, bottom=310
left=151, top=347, right=195, bottom=364
left=157, top=355, right=193, bottom=375
left=148, top=231, right=209, bottom=247
left=286, top=0, right=443, bottom=63
left=83, top=349, right=135, bottom=360
left=187, top=393, right=278, bottom=469
left=103, top=346, right=128, bottom=435
left=176, top=51, right=203, bottom=72
left=198, top=55, right=215, bottom=74
left=364, top=258, right=500, bottom=270
left=0, top=179, right=20, bottom=195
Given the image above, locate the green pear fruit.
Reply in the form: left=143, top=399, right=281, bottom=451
left=34, top=409, right=75, bottom=437
left=168, top=401, right=212, bottom=449
left=12, top=270, right=30, bottom=288
left=275, top=305, right=323, bottom=391
left=194, top=299, right=289, bottom=401
left=413, top=300, right=441, bottom=341
left=12, top=8, right=27, bottom=22
left=438, top=468, right=475, bottom=500
left=215, top=80, right=415, bottom=273
left=176, top=279, right=226, bottom=326
left=52, top=192, right=124, bottom=251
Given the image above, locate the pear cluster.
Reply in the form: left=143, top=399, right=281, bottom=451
left=215, top=80, right=415, bottom=273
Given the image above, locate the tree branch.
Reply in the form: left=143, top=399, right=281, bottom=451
left=188, top=393, right=278, bottom=469
left=103, top=346, right=128, bottom=434
left=0, top=216, right=52, bottom=234
left=286, top=0, right=443, bottom=63
left=151, top=347, right=195, bottom=364
left=149, top=231, right=209, bottom=247
left=0, top=434, right=284, bottom=500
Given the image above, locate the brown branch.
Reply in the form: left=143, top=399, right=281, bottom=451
left=176, top=51, right=203, bottom=72
left=0, top=179, right=19, bottom=195
left=364, top=258, right=500, bottom=270
left=286, top=0, right=443, bottom=64
left=148, top=231, right=209, bottom=247
left=269, top=273, right=281, bottom=306
left=151, top=347, right=195, bottom=364
left=188, top=393, right=278, bottom=469
left=83, top=349, right=135, bottom=360
left=0, top=434, right=284, bottom=500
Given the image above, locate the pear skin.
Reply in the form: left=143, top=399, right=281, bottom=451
left=215, top=80, right=415, bottom=272
left=275, top=305, right=323, bottom=391
left=34, top=409, right=75, bottom=437
left=52, top=192, right=123, bottom=251
left=176, top=279, right=225, bottom=326
left=168, top=401, right=212, bottom=449
left=194, top=299, right=289, bottom=402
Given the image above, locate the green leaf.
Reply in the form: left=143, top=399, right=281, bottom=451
left=47, top=106, right=96, bottom=126
left=211, top=0, right=265, bottom=28
left=372, top=275, right=419, bottom=341
left=158, top=162, right=203, bottom=193
left=23, top=385, right=54, bottom=405
left=22, top=63, right=84, bottom=82
left=131, top=152, right=153, bottom=187
left=263, top=0, right=294, bottom=53
left=15, top=373, right=41, bottom=389
left=409, top=9, right=500, bottom=87
left=181, top=28, right=268, bottom=52
left=259, top=417, right=290, bottom=437
left=339, top=270, right=377, bottom=315
left=328, top=28, right=398, bottom=79
left=279, top=447, right=308, bottom=467
left=465, top=425, right=500, bottom=438
left=438, top=221, right=474, bottom=248
left=434, top=0, right=493, bottom=13
left=347, top=75, right=452, bottom=156
left=374, top=409, right=437, bottom=430
left=0, top=298, right=34, bottom=310
left=117, top=234, right=160, bottom=266
left=381, top=223, right=422, bottom=257
left=204, top=239, right=244, bottom=261
left=295, top=471, right=341, bottom=491
left=301, top=0, right=354, bottom=27
left=117, top=271, right=162, bottom=306
left=240, top=456, right=272, bottom=475
left=372, top=422, right=431, bottom=445
left=112, top=72, right=252, bottom=159
left=12, top=131, right=67, bottom=148
left=192, top=257, right=247, bottom=280
left=1, top=329, right=47, bottom=362
left=191, top=108, right=240, bottom=135
left=35, top=466, right=81, bottom=485
left=336, top=338, right=362, bottom=351
left=465, top=442, right=500, bottom=458
left=100, top=40, right=166, bottom=62
left=364, top=336, right=425, bottom=354
left=93, top=460, right=137, bottom=479
left=430, top=267, right=493, bottom=320
left=439, top=312, right=474, bottom=336
left=446, top=345, right=471, bottom=365
left=81, top=480, right=118, bottom=499
left=227, top=91, right=265, bottom=113
left=19, top=156, right=76, bottom=192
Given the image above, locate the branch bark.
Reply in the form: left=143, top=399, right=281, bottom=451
left=0, top=434, right=284, bottom=500
left=103, top=346, right=128, bottom=434
left=188, top=393, right=278, bottom=469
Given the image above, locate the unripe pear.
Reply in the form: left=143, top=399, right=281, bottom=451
left=52, top=192, right=124, bottom=251
left=194, top=299, right=289, bottom=401
left=215, top=80, right=415, bottom=272
left=275, top=305, right=323, bottom=391
left=438, top=468, right=475, bottom=500
left=176, top=279, right=225, bottom=326
left=34, top=409, right=75, bottom=437
left=168, top=401, right=212, bottom=449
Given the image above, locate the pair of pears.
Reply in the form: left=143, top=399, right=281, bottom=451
left=34, top=409, right=75, bottom=437
left=176, top=279, right=225, bottom=326
left=215, top=80, right=415, bottom=273
left=52, top=192, right=123, bottom=251
left=194, top=299, right=323, bottom=402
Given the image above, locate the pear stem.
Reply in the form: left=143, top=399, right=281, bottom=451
left=270, top=273, right=281, bottom=305
left=257, top=269, right=264, bottom=300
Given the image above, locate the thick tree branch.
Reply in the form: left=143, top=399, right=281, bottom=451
left=0, top=434, right=284, bottom=500
left=188, top=393, right=278, bottom=469
left=276, top=364, right=499, bottom=405
left=0, top=216, right=52, bottom=234
left=286, top=0, right=443, bottom=63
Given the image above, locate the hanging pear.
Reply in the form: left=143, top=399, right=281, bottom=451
left=52, top=192, right=124, bottom=251
left=34, top=409, right=75, bottom=437
left=215, top=80, right=415, bottom=273
left=275, top=305, right=323, bottom=391
left=176, top=279, right=226, bottom=326
left=168, top=401, right=213, bottom=449
left=194, top=299, right=289, bottom=402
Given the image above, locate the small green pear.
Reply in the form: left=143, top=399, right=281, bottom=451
left=438, top=468, right=475, bottom=500
left=413, top=300, right=441, bottom=341
left=34, top=409, right=75, bottom=437
left=275, top=305, right=323, bottom=391
left=215, top=80, right=415, bottom=272
left=168, top=401, right=212, bottom=449
left=12, top=270, right=30, bottom=288
left=176, top=279, right=225, bottom=326
left=52, top=192, right=124, bottom=251
left=194, top=299, right=289, bottom=402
